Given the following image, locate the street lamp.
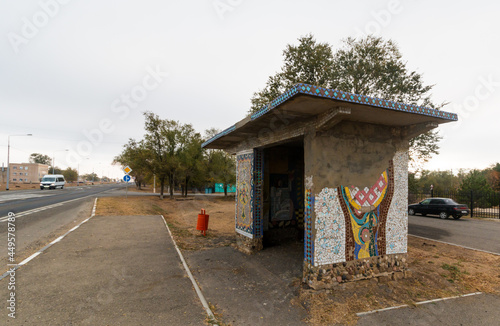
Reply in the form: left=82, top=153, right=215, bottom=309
left=52, top=149, right=69, bottom=174
left=6, top=134, right=33, bottom=191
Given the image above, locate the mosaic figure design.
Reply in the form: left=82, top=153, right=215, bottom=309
left=341, top=170, right=389, bottom=260
left=236, top=152, right=254, bottom=237
left=312, top=151, right=407, bottom=267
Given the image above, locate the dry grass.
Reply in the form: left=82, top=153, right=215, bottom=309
left=300, top=236, right=500, bottom=325
left=96, top=195, right=236, bottom=250
left=96, top=195, right=500, bottom=325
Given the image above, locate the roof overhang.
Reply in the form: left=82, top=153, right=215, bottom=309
left=202, top=83, right=457, bottom=150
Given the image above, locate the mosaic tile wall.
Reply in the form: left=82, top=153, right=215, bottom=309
left=304, top=175, right=314, bottom=264
left=311, top=150, right=407, bottom=267
left=314, top=188, right=345, bottom=265
left=253, top=149, right=264, bottom=239
left=386, top=150, right=409, bottom=255
left=235, top=151, right=254, bottom=238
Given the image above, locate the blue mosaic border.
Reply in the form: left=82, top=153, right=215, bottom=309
left=304, top=189, right=314, bottom=265
left=202, top=125, right=236, bottom=148
left=253, top=149, right=264, bottom=239
left=203, top=83, right=457, bottom=148
left=252, top=83, right=458, bottom=122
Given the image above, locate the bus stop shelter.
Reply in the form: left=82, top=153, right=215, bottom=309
left=202, top=83, right=457, bottom=288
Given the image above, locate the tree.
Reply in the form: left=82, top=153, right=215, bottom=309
left=62, top=167, right=78, bottom=182
left=458, top=169, right=494, bottom=207
left=416, top=170, right=458, bottom=193
left=49, top=166, right=63, bottom=175
left=113, top=139, right=152, bottom=190
left=486, top=163, right=500, bottom=191
left=250, top=34, right=333, bottom=112
left=29, top=153, right=51, bottom=165
left=249, top=35, right=442, bottom=169
left=82, top=173, right=99, bottom=182
left=177, top=124, right=204, bottom=197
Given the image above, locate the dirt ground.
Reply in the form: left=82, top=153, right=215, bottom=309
left=96, top=195, right=500, bottom=325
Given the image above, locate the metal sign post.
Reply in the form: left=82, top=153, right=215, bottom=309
left=123, top=166, right=132, bottom=199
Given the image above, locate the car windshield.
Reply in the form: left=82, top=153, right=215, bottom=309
left=42, top=177, right=56, bottom=182
left=443, top=198, right=459, bottom=205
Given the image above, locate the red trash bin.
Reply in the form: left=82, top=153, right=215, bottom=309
left=196, top=209, right=209, bottom=236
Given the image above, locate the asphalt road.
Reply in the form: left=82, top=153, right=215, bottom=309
left=0, top=184, right=127, bottom=266
left=408, top=214, right=500, bottom=254
left=0, top=183, right=127, bottom=219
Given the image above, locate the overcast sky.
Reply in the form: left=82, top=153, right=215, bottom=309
left=1, top=0, right=499, bottom=179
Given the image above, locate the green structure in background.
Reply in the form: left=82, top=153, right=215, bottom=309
left=206, top=183, right=236, bottom=194
left=215, top=183, right=236, bottom=193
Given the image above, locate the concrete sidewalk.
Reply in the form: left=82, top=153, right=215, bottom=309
left=357, top=293, right=500, bottom=326
left=184, top=242, right=308, bottom=325
left=0, top=215, right=206, bottom=325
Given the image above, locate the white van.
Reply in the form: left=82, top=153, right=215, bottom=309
left=40, top=174, right=66, bottom=190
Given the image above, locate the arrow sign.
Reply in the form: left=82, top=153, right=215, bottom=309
left=123, top=175, right=131, bottom=182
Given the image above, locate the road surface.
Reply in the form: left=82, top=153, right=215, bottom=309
left=408, top=214, right=500, bottom=254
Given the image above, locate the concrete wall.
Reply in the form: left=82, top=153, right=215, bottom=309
left=303, top=121, right=409, bottom=286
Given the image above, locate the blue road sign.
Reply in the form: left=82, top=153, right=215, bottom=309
left=123, top=175, right=131, bottom=182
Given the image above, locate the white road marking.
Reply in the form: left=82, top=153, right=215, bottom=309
left=161, top=215, right=218, bottom=325
left=19, top=252, right=42, bottom=266
left=357, top=292, right=483, bottom=317
left=0, top=198, right=98, bottom=281
left=1, top=197, right=88, bottom=222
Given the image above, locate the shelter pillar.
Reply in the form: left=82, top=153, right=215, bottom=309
left=235, top=149, right=264, bottom=253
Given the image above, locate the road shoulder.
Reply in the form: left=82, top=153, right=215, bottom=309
left=0, top=215, right=206, bottom=325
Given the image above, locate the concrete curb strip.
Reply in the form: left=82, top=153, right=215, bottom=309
left=160, top=215, right=218, bottom=325
left=357, top=292, right=483, bottom=316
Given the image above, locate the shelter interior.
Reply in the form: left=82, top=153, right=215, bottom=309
left=262, top=138, right=304, bottom=247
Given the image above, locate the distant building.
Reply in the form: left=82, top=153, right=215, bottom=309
left=8, top=163, right=49, bottom=183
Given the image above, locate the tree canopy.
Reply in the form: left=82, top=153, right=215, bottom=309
left=114, top=113, right=235, bottom=199
left=249, top=34, right=443, bottom=169
left=29, top=153, right=51, bottom=165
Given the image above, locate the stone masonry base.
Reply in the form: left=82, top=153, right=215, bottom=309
left=235, top=233, right=263, bottom=254
left=303, top=253, right=409, bottom=289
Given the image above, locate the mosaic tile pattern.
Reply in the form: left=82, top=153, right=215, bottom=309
left=314, top=188, right=345, bottom=266
left=202, top=84, right=456, bottom=149
left=253, top=149, right=264, bottom=239
left=201, top=125, right=236, bottom=148
left=386, top=150, right=409, bottom=254
left=312, top=153, right=406, bottom=267
left=235, top=151, right=254, bottom=238
left=251, top=83, right=458, bottom=121
left=304, top=188, right=314, bottom=265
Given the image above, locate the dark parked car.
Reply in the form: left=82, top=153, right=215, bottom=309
left=408, top=198, right=470, bottom=219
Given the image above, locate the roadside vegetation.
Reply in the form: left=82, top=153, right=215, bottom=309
left=113, top=113, right=235, bottom=199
